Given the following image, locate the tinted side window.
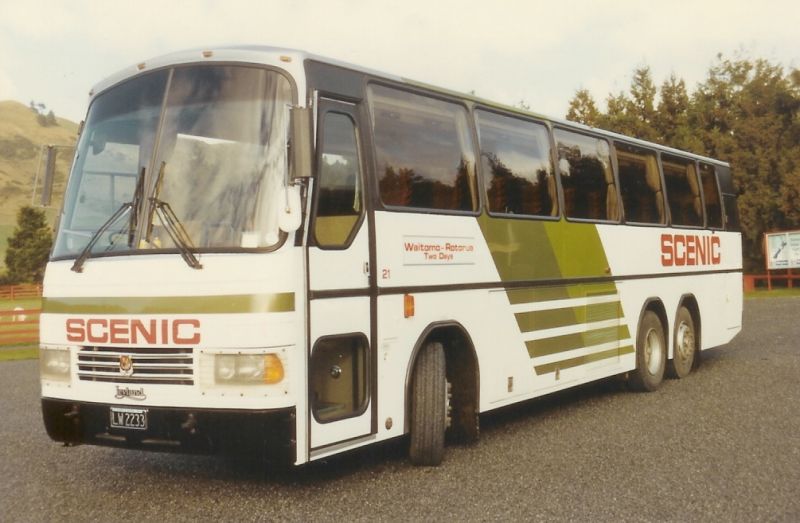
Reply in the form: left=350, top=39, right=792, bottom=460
left=723, top=194, right=740, bottom=231
left=663, top=155, right=703, bottom=227
left=314, top=112, right=362, bottom=247
left=369, top=85, right=478, bottom=211
left=476, top=110, right=557, bottom=217
left=715, top=164, right=740, bottom=231
left=699, top=163, right=723, bottom=229
left=554, top=129, right=618, bottom=221
left=615, top=143, right=664, bottom=224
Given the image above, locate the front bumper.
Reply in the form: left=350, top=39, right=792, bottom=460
left=42, top=398, right=296, bottom=462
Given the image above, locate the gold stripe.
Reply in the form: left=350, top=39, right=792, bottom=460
left=507, top=282, right=618, bottom=306
left=515, top=301, right=622, bottom=332
left=42, top=293, right=295, bottom=315
left=535, top=345, right=634, bottom=375
left=526, top=325, right=629, bottom=358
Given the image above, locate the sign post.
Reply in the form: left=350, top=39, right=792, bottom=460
left=764, top=230, right=800, bottom=290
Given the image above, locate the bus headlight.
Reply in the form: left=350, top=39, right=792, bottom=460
left=214, top=353, right=284, bottom=385
left=40, top=346, right=71, bottom=382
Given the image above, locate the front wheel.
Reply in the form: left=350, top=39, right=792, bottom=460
left=629, top=310, right=666, bottom=392
left=667, top=306, right=697, bottom=379
left=409, top=341, right=447, bottom=466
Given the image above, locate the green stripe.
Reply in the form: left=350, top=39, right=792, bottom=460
left=42, top=293, right=295, bottom=314
left=515, top=301, right=622, bottom=332
left=477, top=217, right=613, bottom=282
left=534, top=345, right=634, bottom=375
left=526, top=325, right=629, bottom=358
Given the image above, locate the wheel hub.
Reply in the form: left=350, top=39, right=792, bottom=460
left=645, top=328, right=663, bottom=375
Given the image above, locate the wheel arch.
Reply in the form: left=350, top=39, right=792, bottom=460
left=637, top=297, right=669, bottom=337
left=404, top=321, right=480, bottom=437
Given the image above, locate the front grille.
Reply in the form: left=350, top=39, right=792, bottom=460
left=78, top=346, right=194, bottom=385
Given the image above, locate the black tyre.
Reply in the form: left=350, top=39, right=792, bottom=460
left=629, top=310, right=666, bottom=392
left=667, top=306, right=697, bottom=379
left=409, top=341, right=447, bottom=466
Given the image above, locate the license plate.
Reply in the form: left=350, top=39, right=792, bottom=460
left=110, top=407, right=148, bottom=430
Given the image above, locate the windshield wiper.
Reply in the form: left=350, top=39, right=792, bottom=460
left=149, top=196, right=202, bottom=269
left=128, top=167, right=146, bottom=247
left=70, top=202, right=133, bottom=273
left=144, top=161, right=202, bottom=269
left=71, top=166, right=146, bottom=273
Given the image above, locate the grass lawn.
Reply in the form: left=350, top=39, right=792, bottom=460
left=0, top=345, right=38, bottom=361
left=0, top=297, right=42, bottom=359
left=745, top=287, right=800, bottom=299
left=0, top=297, right=42, bottom=311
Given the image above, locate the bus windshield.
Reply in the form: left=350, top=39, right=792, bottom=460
left=53, top=65, right=293, bottom=260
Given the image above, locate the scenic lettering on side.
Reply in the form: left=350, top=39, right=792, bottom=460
left=660, top=234, right=721, bottom=267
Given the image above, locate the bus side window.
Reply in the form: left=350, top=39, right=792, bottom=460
left=313, top=112, right=362, bottom=247
left=369, top=84, right=478, bottom=212
left=663, top=154, right=703, bottom=228
left=699, top=162, right=723, bottom=229
left=615, top=143, right=664, bottom=224
left=554, top=129, right=618, bottom=222
left=476, top=110, right=557, bottom=218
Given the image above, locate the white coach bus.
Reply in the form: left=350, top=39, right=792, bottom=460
left=39, top=46, right=742, bottom=466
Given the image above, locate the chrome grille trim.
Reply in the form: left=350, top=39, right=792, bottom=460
left=77, top=346, right=194, bottom=385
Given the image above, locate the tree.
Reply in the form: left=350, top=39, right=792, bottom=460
left=599, top=91, right=637, bottom=136
left=566, top=88, right=600, bottom=126
left=691, top=55, right=800, bottom=270
left=4, top=206, right=52, bottom=283
left=655, top=74, right=701, bottom=151
left=626, top=66, right=659, bottom=141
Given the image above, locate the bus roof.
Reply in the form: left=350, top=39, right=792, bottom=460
left=89, top=45, right=728, bottom=168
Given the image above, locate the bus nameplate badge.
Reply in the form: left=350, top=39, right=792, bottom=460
left=119, top=355, right=134, bottom=376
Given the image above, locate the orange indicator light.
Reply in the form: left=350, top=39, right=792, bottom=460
left=404, top=294, right=415, bottom=318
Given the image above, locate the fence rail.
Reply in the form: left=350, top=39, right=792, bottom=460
left=0, top=308, right=41, bottom=346
left=0, top=284, right=43, bottom=300
left=743, top=272, right=799, bottom=291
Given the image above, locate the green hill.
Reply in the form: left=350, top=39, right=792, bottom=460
left=0, top=100, right=80, bottom=271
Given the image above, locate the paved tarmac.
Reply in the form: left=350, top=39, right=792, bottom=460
left=1, top=297, right=798, bottom=521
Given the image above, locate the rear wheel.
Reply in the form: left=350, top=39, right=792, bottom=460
left=667, top=306, right=696, bottom=379
left=409, top=341, right=447, bottom=466
left=629, top=310, right=666, bottom=392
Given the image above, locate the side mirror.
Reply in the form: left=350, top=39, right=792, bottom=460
left=40, top=145, right=57, bottom=206
left=289, top=106, right=313, bottom=180
left=277, top=184, right=303, bottom=233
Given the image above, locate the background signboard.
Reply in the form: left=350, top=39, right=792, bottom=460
left=765, top=230, right=800, bottom=270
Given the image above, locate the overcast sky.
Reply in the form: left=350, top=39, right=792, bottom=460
left=1, top=0, right=797, bottom=123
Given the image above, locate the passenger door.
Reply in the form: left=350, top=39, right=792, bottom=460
left=307, top=98, right=373, bottom=450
